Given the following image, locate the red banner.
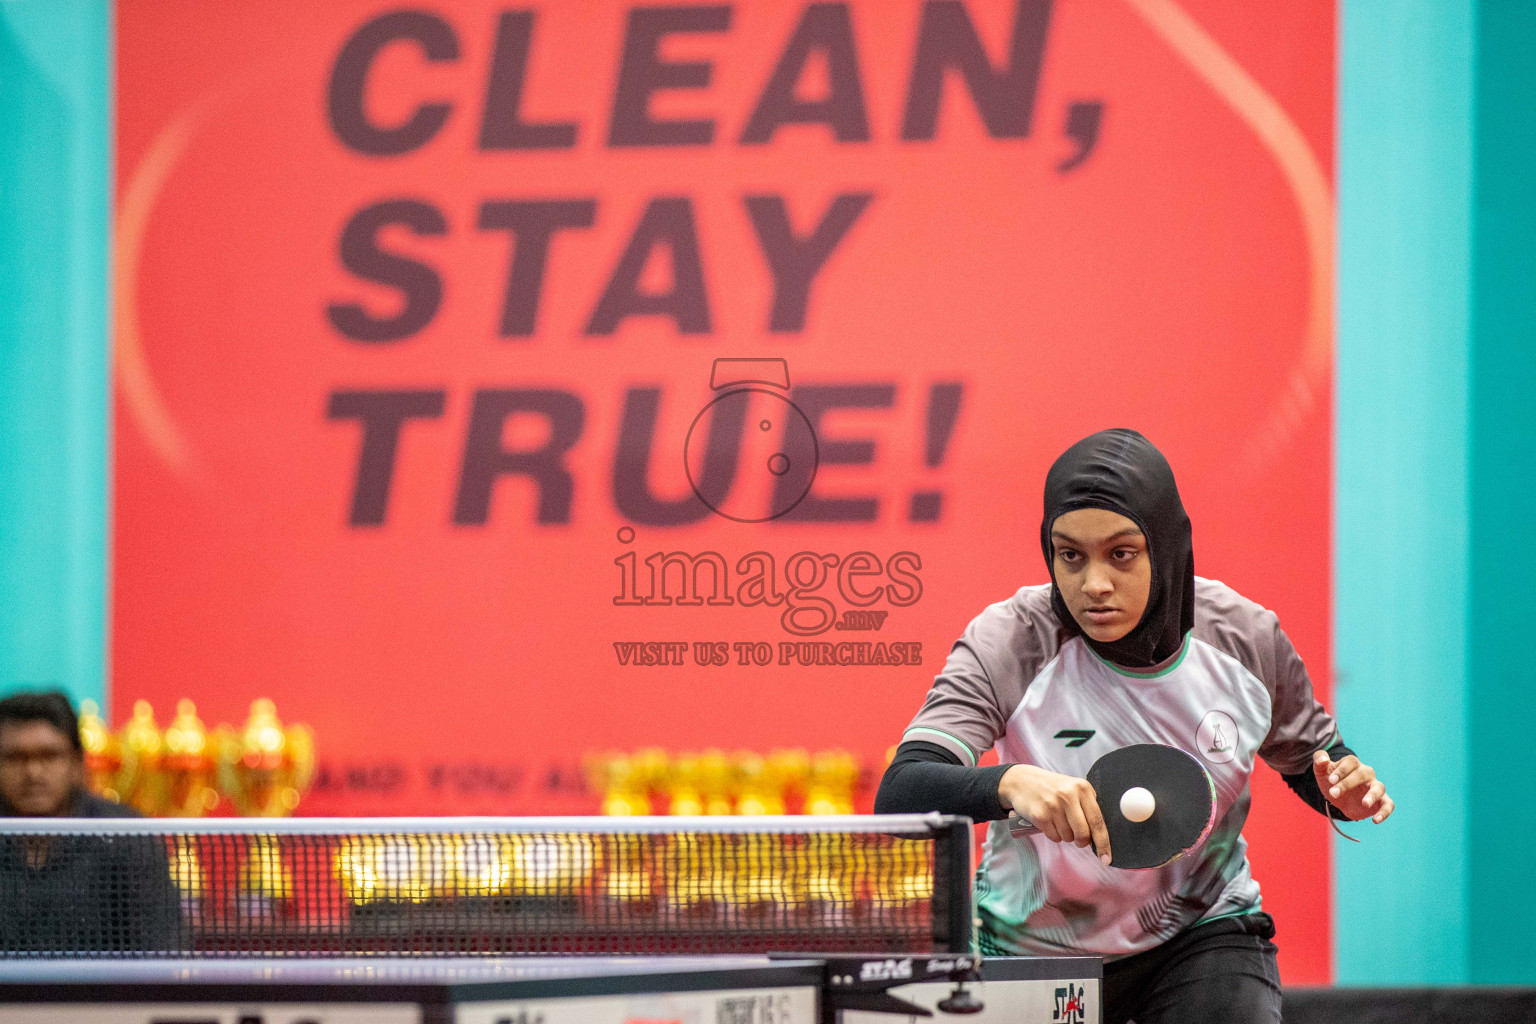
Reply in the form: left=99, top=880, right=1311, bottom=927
left=115, top=0, right=1335, bottom=980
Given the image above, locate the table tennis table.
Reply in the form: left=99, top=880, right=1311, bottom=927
left=0, top=954, right=1101, bottom=1024
left=0, top=817, right=1101, bottom=1022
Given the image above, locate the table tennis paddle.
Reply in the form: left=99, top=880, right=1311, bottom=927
left=1008, top=743, right=1217, bottom=869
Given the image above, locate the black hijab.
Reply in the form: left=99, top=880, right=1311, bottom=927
left=1040, top=429, right=1195, bottom=668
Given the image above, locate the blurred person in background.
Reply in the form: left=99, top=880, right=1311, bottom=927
left=1, top=691, right=127, bottom=817
left=0, top=690, right=179, bottom=951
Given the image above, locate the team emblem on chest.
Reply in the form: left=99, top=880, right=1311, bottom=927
left=1195, top=710, right=1238, bottom=764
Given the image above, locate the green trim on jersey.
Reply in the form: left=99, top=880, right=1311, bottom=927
left=1196, top=906, right=1266, bottom=927
left=1086, top=632, right=1192, bottom=679
left=902, top=727, right=978, bottom=766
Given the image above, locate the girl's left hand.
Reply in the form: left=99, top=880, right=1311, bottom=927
left=1312, top=749, right=1394, bottom=824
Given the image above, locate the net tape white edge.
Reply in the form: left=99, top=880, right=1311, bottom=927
left=0, top=813, right=962, bottom=836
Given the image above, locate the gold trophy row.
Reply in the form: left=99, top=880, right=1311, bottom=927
left=79, top=698, right=314, bottom=817
left=585, top=748, right=862, bottom=816
left=332, top=827, right=934, bottom=907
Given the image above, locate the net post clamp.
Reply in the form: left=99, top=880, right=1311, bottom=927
left=812, top=955, right=983, bottom=1019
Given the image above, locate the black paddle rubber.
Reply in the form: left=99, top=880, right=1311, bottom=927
left=1088, top=743, right=1216, bottom=869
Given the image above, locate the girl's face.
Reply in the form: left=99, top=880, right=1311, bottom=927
left=1050, top=507, right=1152, bottom=643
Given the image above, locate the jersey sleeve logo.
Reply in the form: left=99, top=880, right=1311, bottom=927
left=1196, top=710, right=1238, bottom=764
left=1053, top=729, right=1096, bottom=748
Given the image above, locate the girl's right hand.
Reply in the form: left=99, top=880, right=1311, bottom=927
left=998, top=763, right=1112, bottom=865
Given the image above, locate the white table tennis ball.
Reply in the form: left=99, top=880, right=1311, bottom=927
left=1120, top=786, right=1156, bottom=823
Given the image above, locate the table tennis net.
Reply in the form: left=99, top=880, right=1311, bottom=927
left=0, top=816, right=971, bottom=957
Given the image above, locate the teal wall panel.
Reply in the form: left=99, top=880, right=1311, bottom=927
left=1468, top=0, right=1536, bottom=984
left=1335, top=0, right=1473, bottom=984
left=0, top=0, right=111, bottom=710
left=1339, top=0, right=1536, bottom=984
left=0, top=0, right=1526, bottom=984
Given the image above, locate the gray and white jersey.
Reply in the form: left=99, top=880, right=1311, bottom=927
left=903, top=577, right=1338, bottom=959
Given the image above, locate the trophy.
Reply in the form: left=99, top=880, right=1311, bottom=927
left=211, top=701, right=312, bottom=920
left=77, top=700, right=124, bottom=803
left=166, top=835, right=207, bottom=919
left=804, top=750, right=859, bottom=815
left=730, top=830, right=788, bottom=916
left=661, top=752, right=705, bottom=816
left=663, top=829, right=738, bottom=913
left=590, top=749, right=662, bottom=901
left=587, top=752, right=652, bottom=816
left=117, top=700, right=166, bottom=815
left=732, top=751, right=784, bottom=815
left=335, top=835, right=425, bottom=904
left=630, top=747, right=668, bottom=804
left=235, top=835, right=292, bottom=922
left=601, top=828, right=654, bottom=904
left=766, top=748, right=809, bottom=812
left=695, top=748, right=735, bottom=815
left=215, top=698, right=314, bottom=817
left=161, top=699, right=220, bottom=817
left=873, top=832, right=936, bottom=908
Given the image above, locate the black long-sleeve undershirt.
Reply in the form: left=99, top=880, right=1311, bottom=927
left=874, top=739, right=1356, bottom=821
left=873, top=741, right=1013, bottom=821
left=1281, top=740, right=1356, bottom=820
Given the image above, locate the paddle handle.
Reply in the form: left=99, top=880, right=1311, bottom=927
left=1008, top=812, right=1103, bottom=860
left=1007, top=813, right=1041, bottom=838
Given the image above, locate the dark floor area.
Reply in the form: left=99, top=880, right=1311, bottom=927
left=1284, top=987, right=1536, bottom=1024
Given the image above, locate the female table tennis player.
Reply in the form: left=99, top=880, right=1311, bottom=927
left=875, top=428, right=1394, bottom=1024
